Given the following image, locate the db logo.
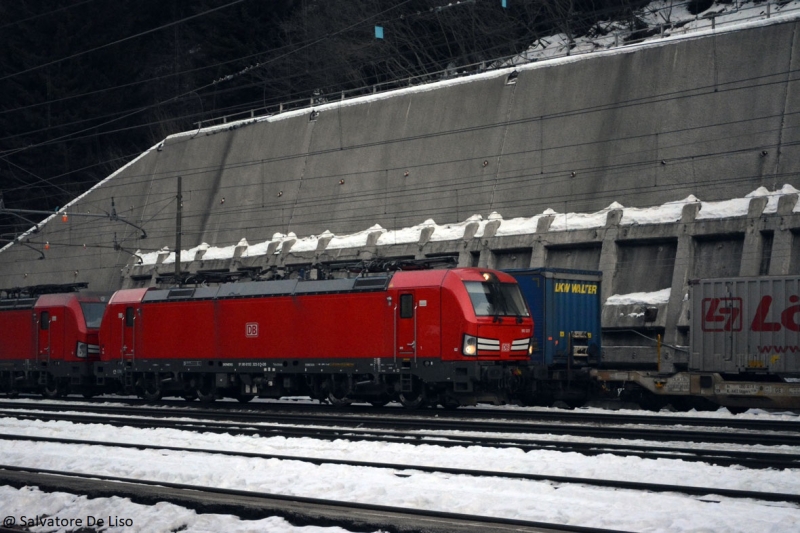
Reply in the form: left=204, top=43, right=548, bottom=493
left=702, top=298, right=742, bottom=332
left=501, top=343, right=511, bottom=352
left=245, top=322, right=259, bottom=338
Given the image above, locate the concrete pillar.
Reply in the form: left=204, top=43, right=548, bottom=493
left=663, top=203, right=700, bottom=348
left=478, top=219, right=502, bottom=269
left=769, top=194, right=799, bottom=275
left=597, top=209, right=623, bottom=303
left=769, top=228, right=793, bottom=275
left=739, top=197, right=768, bottom=276
left=529, top=216, right=554, bottom=268
left=457, top=249, right=473, bottom=267
left=529, top=238, right=547, bottom=268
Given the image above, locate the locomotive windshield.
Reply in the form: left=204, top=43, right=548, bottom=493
left=464, top=281, right=529, bottom=317
left=80, top=302, right=107, bottom=329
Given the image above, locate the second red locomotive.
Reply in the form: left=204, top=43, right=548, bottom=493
left=0, top=284, right=106, bottom=398
left=96, top=268, right=533, bottom=407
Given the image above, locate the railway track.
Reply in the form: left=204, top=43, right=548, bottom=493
left=6, top=397, right=800, bottom=433
left=1, top=406, right=799, bottom=469
left=2, top=401, right=798, bottom=533
left=1, top=401, right=799, bottom=446
left=0, top=465, right=628, bottom=533
left=5, top=396, right=799, bottom=433
left=1, top=432, right=798, bottom=505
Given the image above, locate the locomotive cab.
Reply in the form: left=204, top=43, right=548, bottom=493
left=459, top=270, right=532, bottom=360
left=427, top=269, right=534, bottom=406
left=0, top=287, right=106, bottom=398
left=34, top=293, right=106, bottom=397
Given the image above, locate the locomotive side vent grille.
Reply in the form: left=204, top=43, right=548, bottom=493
left=168, top=288, right=195, bottom=299
left=353, top=277, right=389, bottom=290
left=0, top=298, right=36, bottom=309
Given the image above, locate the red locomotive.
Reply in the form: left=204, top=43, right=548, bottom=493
left=96, top=268, right=533, bottom=407
left=0, top=284, right=106, bottom=398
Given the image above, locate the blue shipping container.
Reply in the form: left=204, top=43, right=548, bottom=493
left=505, top=268, right=602, bottom=366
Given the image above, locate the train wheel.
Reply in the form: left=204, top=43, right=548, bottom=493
left=42, top=375, right=66, bottom=399
left=325, top=376, right=351, bottom=407
left=196, top=375, right=217, bottom=403
left=327, top=391, right=352, bottom=408
left=235, top=394, right=255, bottom=404
left=397, top=376, right=427, bottom=410
left=441, top=398, right=460, bottom=410
left=399, top=391, right=425, bottom=409
left=370, top=400, right=390, bottom=407
left=141, top=383, right=163, bottom=402
left=138, top=374, right=163, bottom=402
left=182, top=392, right=197, bottom=402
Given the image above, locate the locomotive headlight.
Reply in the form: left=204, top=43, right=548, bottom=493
left=462, top=335, right=477, bottom=356
left=528, top=343, right=533, bottom=355
left=76, top=342, right=88, bottom=358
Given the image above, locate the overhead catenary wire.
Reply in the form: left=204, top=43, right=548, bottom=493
left=4, top=58, right=799, bottom=205
left=3, top=111, right=798, bottom=245
left=0, top=0, right=248, bottom=84
left=0, top=0, right=743, bottom=164
left=0, top=0, right=417, bottom=165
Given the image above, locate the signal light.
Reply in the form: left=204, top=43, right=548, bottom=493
left=61, top=213, right=68, bottom=223
left=44, top=242, right=50, bottom=250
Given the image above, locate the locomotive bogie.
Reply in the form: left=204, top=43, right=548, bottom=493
left=91, top=357, right=523, bottom=407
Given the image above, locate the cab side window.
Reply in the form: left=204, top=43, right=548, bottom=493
left=40, top=311, right=50, bottom=330
left=125, top=307, right=135, bottom=327
left=400, top=294, right=414, bottom=319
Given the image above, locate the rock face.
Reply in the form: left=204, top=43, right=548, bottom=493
left=2, top=18, right=800, bottom=367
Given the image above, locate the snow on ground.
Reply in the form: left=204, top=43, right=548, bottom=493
left=0, top=405, right=799, bottom=533
left=0, top=485, right=353, bottom=533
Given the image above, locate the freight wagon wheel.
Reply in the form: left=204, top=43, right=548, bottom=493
left=235, top=394, right=255, bottom=404
left=369, top=400, right=390, bottom=407
left=182, top=392, right=197, bottom=402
